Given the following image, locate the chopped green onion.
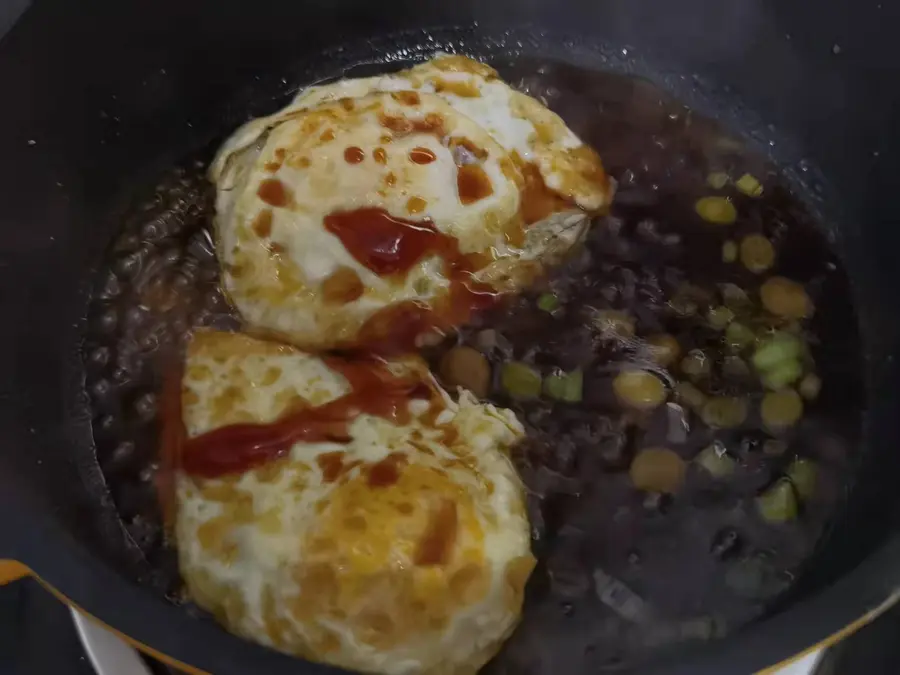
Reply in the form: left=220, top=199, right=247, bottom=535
left=543, top=369, right=583, bottom=403
left=701, top=396, right=748, bottom=429
left=799, top=373, right=822, bottom=400
left=695, top=196, right=737, bottom=225
left=756, top=479, right=798, bottom=523
left=614, top=370, right=667, bottom=411
left=786, top=458, right=817, bottom=501
left=735, top=173, right=764, bottom=198
left=681, top=349, right=712, bottom=380
left=707, top=305, right=735, bottom=330
left=752, top=332, right=803, bottom=372
left=707, top=172, right=730, bottom=190
left=675, top=381, right=707, bottom=412
left=537, top=293, right=559, bottom=313
left=761, top=389, right=803, bottom=432
left=725, top=322, right=756, bottom=351
left=722, top=240, right=738, bottom=263
left=695, top=441, right=737, bottom=478
left=500, top=362, right=542, bottom=400
left=761, top=359, right=803, bottom=390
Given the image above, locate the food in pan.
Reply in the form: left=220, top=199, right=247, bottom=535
left=170, top=330, right=534, bottom=674
left=86, top=53, right=861, bottom=673
left=210, top=54, right=611, bottom=351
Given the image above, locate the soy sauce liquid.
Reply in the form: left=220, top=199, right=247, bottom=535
left=82, top=57, right=863, bottom=671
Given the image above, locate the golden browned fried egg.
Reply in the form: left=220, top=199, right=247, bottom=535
left=211, top=53, right=611, bottom=350
left=174, top=331, right=535, bottom=675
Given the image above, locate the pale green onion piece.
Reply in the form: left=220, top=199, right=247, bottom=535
left=701, top=397, right=748, bottom=429
left=695, top=441, right=737, bottom=478
left=799, top=373, right=822, bottom=400
left=537, top=293, right=559, bottom=313
left=707, top=172, right=730, bottom=189
left=695, top=196, right=737, bottom=225
left=762, top=359, right=803, bottom=390
left=736, top=173, right=764, bottom=198
left=675, top=381, right=707, bottom=412
left=752, top=332, right=803, bottom=372
left=756, top=479, right=798, bottom=523
left=501, top=362, right=542, bottom=400
left=543, top=369, right=584, bottom=403
left=786, top=458, right=817, bottom=501
left=725, top=322, right=756, bottom=351
left=722, top=240, right=738, bottom=263
left=707, top=305, right=735, bottom=330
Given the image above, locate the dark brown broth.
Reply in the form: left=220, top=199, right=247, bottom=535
left=82, top=58, right=862, bottom=671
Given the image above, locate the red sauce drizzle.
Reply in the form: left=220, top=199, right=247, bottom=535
left=409, top=147, right=437, bottom=165
left=324, top=207, right=457, bottom=276
left=177, top=358, right=430, bottom=478
left=367, top=452, right=408, bottom=488
left=323, top=207, right=498, bottom=353
left=343, top=146, right=365, bottom=164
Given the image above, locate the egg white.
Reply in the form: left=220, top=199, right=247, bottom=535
left=211, top=53, right=611, bottom=350
left=175, top=330, right=535, bottom=675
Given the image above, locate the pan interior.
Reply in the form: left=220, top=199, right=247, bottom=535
left=81, top=40, right=864, bottom=673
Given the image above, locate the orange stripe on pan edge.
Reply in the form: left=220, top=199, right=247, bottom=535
left=0, top=559, right=206, bottom=675
left=756, top=588, right=900, bottom=674
left=2, top=557, right=899, bottom=675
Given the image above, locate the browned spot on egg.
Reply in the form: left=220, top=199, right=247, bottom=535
left=344, top=515, right=368, bottom=531
left=406, top=196, right=427, bottom=214
left=319, top=128, right=335, bottom=142
left=257, top=178, right=291, bottom=207
left=343, top=146, right=365, bottom=164
left=339, top=98, right=355, bottom=111
left=457, top=164, right=493, bottom=205
left=251, top=209, right=273, bottom=238
left=379, top=112, right=446, bottom=139
left=373, top=147, right=387, bottom=164
left=379, top=134, right=392, bottom=144
left=384, top=172, right=397, bottom=187
left=264, top=147, right=286, bottom=172
left=267, top=242, right=285, bottom=255
left=519, top=161, right=570, bottom=224
left=409, top=146, right=437, bottom=165
left=430, top=54, right=499, bottom=79
left=415, top=498, right=458, bottom=566
left=391, top=91, right=421, bottom=106
left=317, top=451, right=362, bottom=483
left=434, top=77, right=481, bottom=98
left=367, top=452, right=407, bottom=487
left=397, top=502, right=414, bottom=515
left=320, top=266, right=364, bottom=305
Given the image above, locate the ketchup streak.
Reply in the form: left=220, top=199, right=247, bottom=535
left=176, top=358, right=430, bottom=478
left=324, top=207, right=499, bottom=353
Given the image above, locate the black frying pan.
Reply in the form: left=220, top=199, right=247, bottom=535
left=2, top=1, right=900, bottom=674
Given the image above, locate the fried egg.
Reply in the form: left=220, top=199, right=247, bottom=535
left=174, top=330, right=534, bottom=675
left=211, top=53, right=611, bottom=350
